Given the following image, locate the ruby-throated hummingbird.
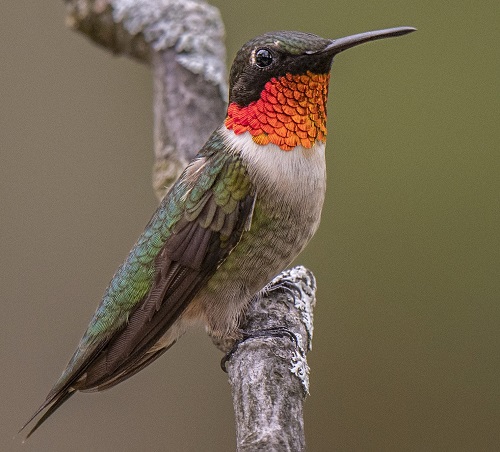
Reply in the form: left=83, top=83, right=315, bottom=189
left=22, top=26, right=415, bottom=437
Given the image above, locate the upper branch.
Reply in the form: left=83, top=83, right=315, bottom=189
left=64, top=0, right=228, bottom=199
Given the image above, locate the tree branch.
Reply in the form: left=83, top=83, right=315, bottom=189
left=64, top=1, right=316, bottom=449
left=227, top=267, right=316, bottom=452
left=65, top=0, right=227, bottom=199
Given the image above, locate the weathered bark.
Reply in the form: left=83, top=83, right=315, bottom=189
left=65, top=0, right=227, bottom=199
left=227, top=267, right=316, bottom=452
left=63, top=1, right=316, bottom=449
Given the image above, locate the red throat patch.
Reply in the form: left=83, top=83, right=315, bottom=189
left=225, top=71, right=329, bottom=151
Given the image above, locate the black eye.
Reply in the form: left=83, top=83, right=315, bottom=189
left=255, top=48, right=273, bottom=68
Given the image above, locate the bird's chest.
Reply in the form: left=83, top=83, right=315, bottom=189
left=218, top=128, right=327, bottom=283
left=222, top=127, right=326, bottom=210
left=245, top=145, right=327, bottom=267
left=239, top=132, right=327, bottom=230
left=194, top=130, right=327, bottom=334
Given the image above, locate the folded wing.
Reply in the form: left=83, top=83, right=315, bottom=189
left=22, top=149, right=255, bottom=438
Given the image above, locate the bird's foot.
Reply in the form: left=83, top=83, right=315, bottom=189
left=260, top=279, right=300, bottom=304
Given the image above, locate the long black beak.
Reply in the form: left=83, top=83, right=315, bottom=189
left=310, top=26, right=416, bottom=55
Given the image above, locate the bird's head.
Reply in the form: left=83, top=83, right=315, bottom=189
left=225, top=28, right=415, bottom=151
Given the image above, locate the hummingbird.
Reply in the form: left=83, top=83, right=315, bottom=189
left=21, top=26, right=415, bottom=438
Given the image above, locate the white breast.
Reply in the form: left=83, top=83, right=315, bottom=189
left=219, top=127, right=327, bottom=206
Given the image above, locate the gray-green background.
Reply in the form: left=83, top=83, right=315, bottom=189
left=1, top=1, right=498, bottom=451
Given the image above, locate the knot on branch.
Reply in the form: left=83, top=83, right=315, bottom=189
left=114, top=0, right=227, bottom=93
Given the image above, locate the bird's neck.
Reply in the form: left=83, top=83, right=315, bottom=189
left=225, top=71, right=329, bottom=151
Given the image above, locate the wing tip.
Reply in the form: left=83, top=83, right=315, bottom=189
left=19, top=388, right=76, bottom=441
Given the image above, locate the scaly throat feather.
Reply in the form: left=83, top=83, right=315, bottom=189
left=225, top=71, right=329, bottom=151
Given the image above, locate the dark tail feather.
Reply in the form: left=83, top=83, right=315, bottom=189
left=92, top=340, right=176, bottom=392
left=19, top=389, right=75, bottom=441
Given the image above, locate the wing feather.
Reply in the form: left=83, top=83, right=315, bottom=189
left=22, top=149, right=255, bottom=438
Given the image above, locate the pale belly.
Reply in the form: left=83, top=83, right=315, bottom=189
left=192, top=186, right=324, bottom=337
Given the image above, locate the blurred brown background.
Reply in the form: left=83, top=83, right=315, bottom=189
left=1, top=1, right=499, bottom=451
